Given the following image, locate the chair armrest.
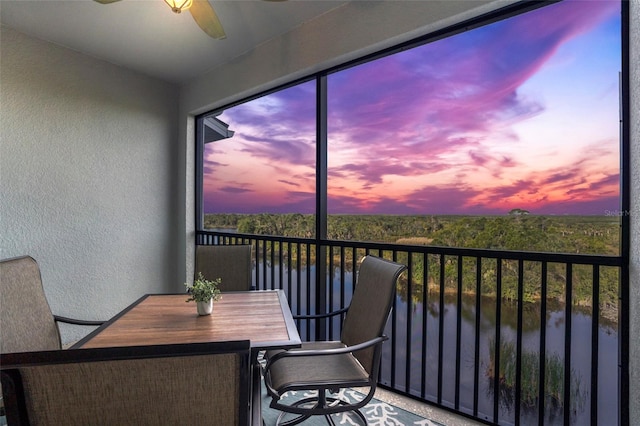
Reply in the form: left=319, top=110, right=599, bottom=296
left=264, top=335, right=388, bottom=371
left=53, top=315, right=105, bottom=326
left=293, top=306, right=349, bottom=321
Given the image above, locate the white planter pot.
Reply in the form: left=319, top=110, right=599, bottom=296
left=196, top=299, right=213, bottom=315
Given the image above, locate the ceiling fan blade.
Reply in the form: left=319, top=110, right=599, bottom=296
left=189, top=0, right=226, bottom=40
left=93, top=0, right=123, bottom=4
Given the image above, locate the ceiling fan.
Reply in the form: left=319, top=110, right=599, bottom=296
left=94, top=0, right=286, bottom=40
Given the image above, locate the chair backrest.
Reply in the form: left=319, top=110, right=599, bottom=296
left=1, top=340, right=252, bottom=426
left=340, top=255, right=406, bottom=374
left=0, top=256, right=62, bottom=353
left=195, top=244, right=253, bottom=291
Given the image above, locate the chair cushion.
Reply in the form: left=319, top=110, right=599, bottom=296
left=266, top=341, right=370, bottom=395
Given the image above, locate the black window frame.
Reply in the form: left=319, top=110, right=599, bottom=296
left=196, top=0, right=629, bottom=253
left=194, top=1, right=630, bottom=423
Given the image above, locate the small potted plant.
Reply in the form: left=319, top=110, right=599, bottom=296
left=185, top=272, right=222, bottom=315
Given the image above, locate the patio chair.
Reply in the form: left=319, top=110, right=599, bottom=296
left=195, top=244, right=253, bottom=291
left=0, top=340, right=256, bottom=426
left=0, top=255, right=105, bottom=354
left=262, top=255, right=407, bottom=426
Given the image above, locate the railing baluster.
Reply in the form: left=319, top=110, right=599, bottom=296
left=329, top=246, right=334, bottom=339
left=406, top=252, right=413, bottom=393
left=564, top=263, right=573, bottom=425
left=494, top=258, right=502, bottom=424
left=539, top=262, right=548, bottom=426
left=306, top=244, right=312, bottom=339
left=421, top=252, right=428, bottom=400
left=255, top=240, right=262, bottom=290
left=278, top=242, right=283, bottom=290
left=296, top=242, right=302, bottom=331
left=515, top=259, right=524, bottom=426
left=473, top=256, right=481, bottom=417
left=262, top=240, right=268, bottom=290
left=390, top=249, right=398, bottom=388
left=340, top=246, right=345, bottom=314
left=455, top=255, right=462, bottom=409
left=591, top=264, right=600, bottom=426
left=437, top=254, right=445, bottom=405
left=287, top=242, right=292, bottom=304
left=270, top=241, right=275, bottom=290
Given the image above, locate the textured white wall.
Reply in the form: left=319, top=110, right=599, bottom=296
left=629, top=0, right=639, bottom=421
left=0, top=27, right=181, bottom=344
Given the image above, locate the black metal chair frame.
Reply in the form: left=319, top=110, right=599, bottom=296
left=262, top=255, right=407, bottom=426
left=264, top=333, right=388, bottom=425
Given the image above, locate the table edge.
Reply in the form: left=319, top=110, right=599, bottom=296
left=70, top=293, right=151, bottom=349
left=276, top=289, right=302, bottom=348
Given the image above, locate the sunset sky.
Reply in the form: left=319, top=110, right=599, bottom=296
left=203, top=0, right=621, bottom=216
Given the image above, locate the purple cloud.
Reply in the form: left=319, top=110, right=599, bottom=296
left=239, top=136, right=315, bottom=166
left=219, top=186, right=252, bottom=194
left=278, top=179, right=301, bottom=187
left=203, top=189, right=315, bottom=214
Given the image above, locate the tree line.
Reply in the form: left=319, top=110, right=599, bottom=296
left=204, top=213, right=619, bottom=256
left=203, top=213, right=620, bottom=316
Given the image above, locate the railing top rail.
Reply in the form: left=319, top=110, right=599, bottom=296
left=198, top=230, right=312, bottom=245
left=196, top=230, right=623, bottom=267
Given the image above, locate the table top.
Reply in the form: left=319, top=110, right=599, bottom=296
left=72, top=290, right=301, bottom=351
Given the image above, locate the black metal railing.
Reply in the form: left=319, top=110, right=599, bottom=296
left=196, top=230, right=623, bottom=426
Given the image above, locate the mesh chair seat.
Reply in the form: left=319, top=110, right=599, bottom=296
left=195, top=245, right=253, bottom=292
left=266, top=341, right=370, bottom=393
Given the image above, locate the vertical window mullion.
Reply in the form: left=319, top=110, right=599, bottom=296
left=315, top=75, right=328, bottom=340
left=194, top=116, right=204, bottom=231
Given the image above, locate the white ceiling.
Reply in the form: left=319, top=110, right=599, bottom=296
left=0, top=0, right=348, bottom=85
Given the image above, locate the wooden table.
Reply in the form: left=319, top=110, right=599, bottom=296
left=72, top=290, right=301, bottom=424
left=73, top=290, right=301, bottom=351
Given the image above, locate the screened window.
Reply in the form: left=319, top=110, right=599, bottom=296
left=326, top=0, right=621, bottom=253
left=198, top=0, right=622, bottom=255
left=199, top=81, right=316, bottom=237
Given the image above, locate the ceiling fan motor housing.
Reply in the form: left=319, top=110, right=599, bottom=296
left=165, top=0, right=193, bottom=14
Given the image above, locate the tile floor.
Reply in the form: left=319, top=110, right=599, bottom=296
left=373, top=387, right=488, bottom=426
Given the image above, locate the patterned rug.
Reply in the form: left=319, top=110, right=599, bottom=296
left=0, top=384, right=445, bottom=426
left=261, top=385, right=446, bottom=426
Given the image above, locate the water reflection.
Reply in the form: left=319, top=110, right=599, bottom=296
left=382, top=293, right=618, bottom=425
